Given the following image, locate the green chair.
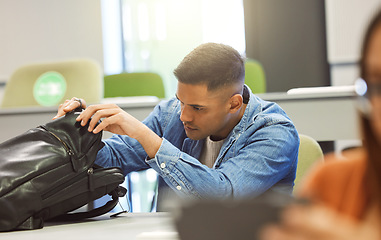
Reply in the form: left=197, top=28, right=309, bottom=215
left=1, top=59, right=102, bottom=108
left=244, top=59, right=266, bottom=93
left=294, top=134, right=324, bottom=189
left=104, top=72, right=165, bottom=99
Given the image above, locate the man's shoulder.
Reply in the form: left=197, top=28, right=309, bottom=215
left=155, top=97, right=180, bottom=113
left=247, top=94, right=293, bottom=125
left=148, top=97, right=182, bottom=129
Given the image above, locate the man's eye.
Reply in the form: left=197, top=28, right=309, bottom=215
left=193, top=106, right=202, bottom=111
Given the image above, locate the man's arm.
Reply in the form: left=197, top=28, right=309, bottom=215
left=141, top=104, right=299, bottom=199
left=54, top=97, right=163, bottom=158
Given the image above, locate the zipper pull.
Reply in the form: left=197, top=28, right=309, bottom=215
left=87, top=168, right=94, bottom=191
left=67, top=149, right=74, bottom=156
left=68, top=150, right=80, bottom=172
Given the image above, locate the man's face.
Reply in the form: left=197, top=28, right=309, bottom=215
left=176, top=82, right=235, bottom=141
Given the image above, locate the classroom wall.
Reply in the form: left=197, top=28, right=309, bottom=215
left=325, top=0, right=381, bottom=87
left=1, top=0, right=377, bottom=96
left=0, top=0, right=104, bottom=83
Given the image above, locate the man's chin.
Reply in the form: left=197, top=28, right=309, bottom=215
left=185, top=131, right=206, bottom=141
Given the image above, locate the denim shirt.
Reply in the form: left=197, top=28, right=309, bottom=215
left=95, top=87, right=299, bottom=199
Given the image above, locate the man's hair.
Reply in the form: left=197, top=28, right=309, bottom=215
left=173, top=43, right=245, bottom=91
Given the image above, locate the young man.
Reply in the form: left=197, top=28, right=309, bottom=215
left=55, top=43, right=299, bottom=206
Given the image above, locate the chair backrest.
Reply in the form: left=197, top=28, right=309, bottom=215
left=244, top=59, right=266, bottom=94
left=294, top=134, right=324, bottom=188
left=1, top=59, right=102, bottom=108
left=104, top=72, right=165, bottom=99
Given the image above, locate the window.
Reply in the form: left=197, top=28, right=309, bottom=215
left=103, top=0, right=246, bottom=98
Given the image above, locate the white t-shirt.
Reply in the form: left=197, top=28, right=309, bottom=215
left=199, top=136, right=225, bottom=168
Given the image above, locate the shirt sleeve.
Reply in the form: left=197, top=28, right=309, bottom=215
left=146, top=138, right=233, bottom=199
left=94, top=98, right=180, bottom=174
left=94, top=100, right=168, bottom=173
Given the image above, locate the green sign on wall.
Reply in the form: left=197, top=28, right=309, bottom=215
left=33, top=71, right=67, bottom=106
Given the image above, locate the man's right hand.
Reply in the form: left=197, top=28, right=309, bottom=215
left=53, top=97, right=87, bottom=120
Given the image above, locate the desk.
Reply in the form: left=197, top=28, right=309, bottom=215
left=257, top=89, right=359, bottom=141
left=0, top=213, right=178, bottom=240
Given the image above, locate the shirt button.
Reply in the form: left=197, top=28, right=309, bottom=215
left=160, top=162, right=166, bottom=169
left=176, top=185, right=182, bottom=191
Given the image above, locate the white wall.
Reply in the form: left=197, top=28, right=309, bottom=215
left=0, top=0, right=104, bottom=83
left=325, top=0, right=381, bottom=86
left=325, top=0, right=381, bottom=153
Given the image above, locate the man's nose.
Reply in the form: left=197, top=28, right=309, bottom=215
left=180, top=105, right=193, bottom=123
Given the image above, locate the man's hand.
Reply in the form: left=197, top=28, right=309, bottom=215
left=76, top=103, right=144, bottom=137
left=54, top=98, right=162, bottom=158
left=53, top=97, right=87, bottom=120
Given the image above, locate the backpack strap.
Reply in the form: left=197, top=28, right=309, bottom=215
left=49, top=186, right=127, bottom=222
left=16, top=215, right=44, bottom=230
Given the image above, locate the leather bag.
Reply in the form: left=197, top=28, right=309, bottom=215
left=0, top=108, right=126, bottom=231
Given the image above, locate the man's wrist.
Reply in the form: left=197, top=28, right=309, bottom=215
left=135, top=125, right=162, bottom=158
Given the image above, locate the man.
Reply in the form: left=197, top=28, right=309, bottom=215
left=55, top=43, right=299, bottom=205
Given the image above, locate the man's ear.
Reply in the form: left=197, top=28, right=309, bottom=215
left=229, top=94, right=243, bottom=113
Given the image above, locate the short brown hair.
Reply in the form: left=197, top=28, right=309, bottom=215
left=173, top=43, right=245, bottom=91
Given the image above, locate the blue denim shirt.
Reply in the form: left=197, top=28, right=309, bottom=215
left=95, top=87, right=299, bottom=199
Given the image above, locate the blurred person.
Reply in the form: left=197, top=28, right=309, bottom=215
left=260, top=9, right=381, bottom=240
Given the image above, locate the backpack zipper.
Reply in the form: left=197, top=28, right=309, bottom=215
left=38, top=126, right=74, bottom=157
left=37, top=126, right=95, bottom=199
left=41, top=167, right=95, bottom=200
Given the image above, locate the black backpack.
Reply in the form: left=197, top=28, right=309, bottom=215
left=0, top=108, right=126, bottom=231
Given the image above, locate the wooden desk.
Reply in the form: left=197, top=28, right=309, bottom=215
left=0, top=213, right=178, bottom=240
